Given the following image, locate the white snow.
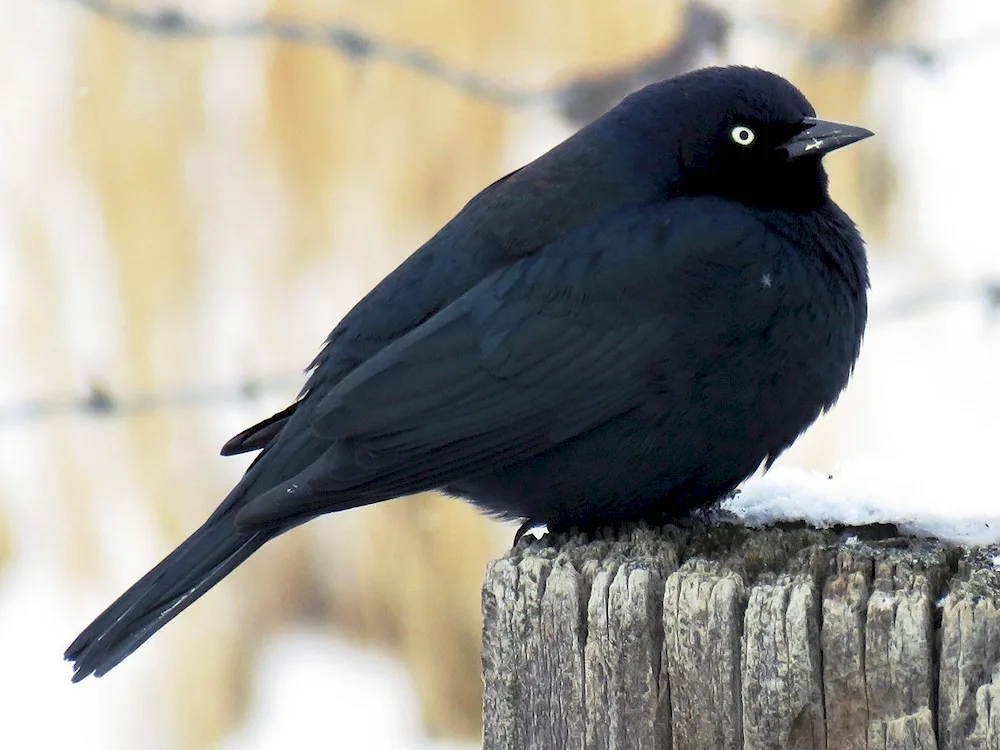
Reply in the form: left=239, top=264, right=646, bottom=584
left=0, top=564, right=165, bottom=749
left=222, top=631, right=478, bottom=750
left=724, top=468, right=1000, bottom=546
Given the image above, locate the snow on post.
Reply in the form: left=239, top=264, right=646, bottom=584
left=481, top=523, right=1000, bottom=749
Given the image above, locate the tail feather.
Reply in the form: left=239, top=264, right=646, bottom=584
left=65, top=515, right=279, bottom=682
left=66, top=400, right=335, bottom=681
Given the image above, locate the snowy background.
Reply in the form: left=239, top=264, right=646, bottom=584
left=1, top=0, right=999, bottom=748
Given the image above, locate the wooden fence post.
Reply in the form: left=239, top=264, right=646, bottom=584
left=482, top=523, right=1000, bottom=749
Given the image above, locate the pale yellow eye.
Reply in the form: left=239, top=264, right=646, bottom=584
left=730, top=125, right=756, bottom=146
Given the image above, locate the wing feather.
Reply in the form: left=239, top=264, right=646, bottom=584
left=235, top=199, right=773, bottom=529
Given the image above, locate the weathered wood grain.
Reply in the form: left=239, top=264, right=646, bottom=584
left=482, top=524, right=1000, bottom=750
left=823, top=554, right=872, bottom=750
left=662, top=560, right=745, bottom=750
left=742, top=574, right=825, bottom=749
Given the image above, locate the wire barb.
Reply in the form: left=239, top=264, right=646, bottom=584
left=0, top=377, right=301, bottom=427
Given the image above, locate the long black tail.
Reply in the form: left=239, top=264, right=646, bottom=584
left=65, top=411, right=333, bottom=681
left=64, top=513, right=280, bottom=682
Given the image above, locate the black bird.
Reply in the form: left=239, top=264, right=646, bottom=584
left=66, top=66, right=871, bottom=681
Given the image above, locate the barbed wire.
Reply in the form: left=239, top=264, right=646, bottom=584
left=0, top=377, right=301, bottom=427
left=728, top=11, right=1000, bottom=70
left=65, top=0, right=734, bottom=120
left=66, top=0, right=1000, bottom=120
left=67, top=0, right=545, bottom=107
left=2, top=280, right=996, bottom=428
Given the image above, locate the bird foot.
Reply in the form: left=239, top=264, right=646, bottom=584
left=511, top=519, right=547, bottom=549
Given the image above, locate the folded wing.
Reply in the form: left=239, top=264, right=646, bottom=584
left=235, top=199, right=772, bottom=529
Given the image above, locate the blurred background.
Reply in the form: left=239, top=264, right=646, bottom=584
left=1, top=0, right=998, bottom=747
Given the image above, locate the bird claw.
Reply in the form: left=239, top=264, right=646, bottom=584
left=512, top=519, right=545, bottom=549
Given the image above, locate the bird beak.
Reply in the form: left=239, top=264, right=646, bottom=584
left=778, top=117, right=874, bottom=160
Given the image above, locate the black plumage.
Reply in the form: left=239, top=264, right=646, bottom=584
left=66, top=65, right=872, bottom=681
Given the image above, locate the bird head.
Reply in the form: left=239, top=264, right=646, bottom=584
left=619, top=66, right=873, bottom=211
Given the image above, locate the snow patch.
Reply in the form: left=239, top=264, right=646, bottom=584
left=724, top=467, right=1000, bottom=546
left=222, top=630, right=478, bottom=750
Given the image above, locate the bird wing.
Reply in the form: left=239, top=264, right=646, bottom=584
left=222, top=124, right=663, bottom=457
left=235, top=198, right=775, bottom=529
left=220, top=401, right=299, bottom=455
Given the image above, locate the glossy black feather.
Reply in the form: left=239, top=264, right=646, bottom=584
left=219, top=401, right=299, bottom=455
left=66, top=66, right=869, bottom=682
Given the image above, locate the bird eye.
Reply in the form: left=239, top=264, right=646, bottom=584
left=730, top=125, right=756, bottom=146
